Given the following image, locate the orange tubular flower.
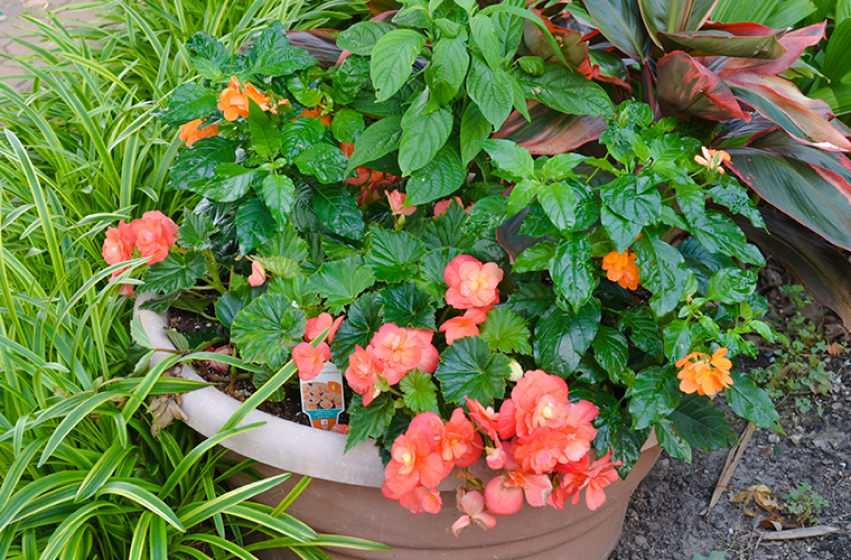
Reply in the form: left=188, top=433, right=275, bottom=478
left=218, top=76, right=271, bottom=121
left=601, top=250, right=640, bottom=290
left=694, top=146, right=731, bottom=174
left=676, top=348, right=734, bottom=397
left=178, top=119, right=219, bottom=147
left=297, top=107, right=332, bottom=127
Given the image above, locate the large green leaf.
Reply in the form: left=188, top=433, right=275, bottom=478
left=434, top=337, right=511, bottom=406
left=406, top=142, right=466, bottom=205
left=480, top=308, right=532, bottom=355
left=627, top=366, right=682, bottom=430
left=235, top=198, right=276, bottom=253
left=308, top=257, right=375, bottom=313
left=618, top=307, right=663, bottom=355
left=467, top=53, right=513, bottom=129
left=346, top=116, right=404, bottom=172
left=377, top=282, right=436, bottom=330
left=503, top=281, right=556, bottom=319
left=600, top=174, right=661, bottom=226
left=638, top=0, right=717, bottom=46
left=712, top=0, right=816, bottom=28
left=246, top=22, right=317, bottom=76
left=400, top=370, right=440, bottom=413
left=365, top=228, right=427, bottom=284
left=295, top=143, right=349, bottom=184
left=261, top=175, right=295, bottom=229
left=312, top=183, right=364, bottom=240
left=337, top=21, right=395, bottom=55
left=168, top=137, right=237, bottom=191
left=670, top=394, right=738, bottom=451
left=345, top=394, right=396, bottom=452
left=157, top=84, right=217, bottom=126
left=591, top=326, right=629, bottom=377
left=634, top=235, right=687, bottom=316
left=533, top=298, right=600, bottom=377
left=550, top=236, right=597, bottom=313
left=512, top=64, right=612, bottom=117
left=479, top=139, right=535, bottom=178
left=399, top=89, right=453, bottom=175
left=370, top=29, right=425, bottom=101
left=231, top=293, right=307, bottom=368
left=725, top=371, right=782, bottom=431
left=460, top=102, right=492, bottom=165
left=426, top=32, right=469, bottom=105
left=143, top=252, right=207, bottom=294
left=331, top=292, right=383, bottom=366
left=583, top=0, right=653, bottom=62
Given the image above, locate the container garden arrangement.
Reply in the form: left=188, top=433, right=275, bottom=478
left=104, top=0, right=851, bottom=557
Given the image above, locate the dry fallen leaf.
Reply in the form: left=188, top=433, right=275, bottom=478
left=731, top=484, right=782, bottom=516
left=759, top=526, right=840, bottom=541
left=149, top=393, right=188, bottom=438
left=827, top=342, right=844, bottom=356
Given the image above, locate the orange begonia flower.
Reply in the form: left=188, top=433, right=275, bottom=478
left=444, top=255, right=504, bottom=309
left=694, top=146, right=731, bottom=174
left=676, top=348, right=734, bottom=396
left=218, top=76, right=271, bottom=121
left=305, top=312, right=345, bottom=344
left=129, top=211, right=179, bottom=264
left=601, top=250, right=640, bottom=290
left=178, top=119, right=219, bottom=147
left=386, top=189, right=416, bottom=216
left=292, top=341, right=331, bottom=381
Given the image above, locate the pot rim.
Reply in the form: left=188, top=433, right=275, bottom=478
left=134, top=292, right=659, bottom=489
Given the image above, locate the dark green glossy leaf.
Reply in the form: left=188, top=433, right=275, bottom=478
left=331, top=292, right=383, bottom=366
left=627, top=366, right=682, bottom=430
left=249, top=99, right=281, bottom=157
left=513, top=240, right=555, bottom=273
left=177, top=212, right=215, bottom=251
left=308, top=257, right=375, bottom=313
left=591, top=326, right=628, bottom=377
left=338, top=21, right=395, bottom=56
left=345, top=394, right=396, bottom=452
left=231, top=293, right=307, bottom=368
left=168, top=137, right=237, bottom=191
left=663, top=319, right=694, bottom=362
left=479, top=139, right=534, bottom=178
left=331, top=108, right=365, bottom=144
left=670, top=394, right=738, bottom=451
left=347, top=116, right=404, bottom=172
left=365, top=228, right=427, bottom=284
left=512, top=64, right=612, bottom=116
left=247, top=22, right=317, bottom=76
left=435, top=337, right=511, bottom=406
left=377, top=282, right=436, bottom=330
left=399, top=89, right=453, bottom=175
left=235, top=198, right=276, bottom=254
left=143, top=252, right=207, bottom=294
left=295, top=143, right=349, bottom=184
left=406, top=142, right=466, bottom=206
left=503, top=281, right=555, bottom=319
left=618, top=307, right=663, bottom=355
left=157, top=84, right=217, bottom=126
left=467, top=53, right=513, bottom=129
left=480, top=308, right=532, bottom=355
left=400, top=370, right=440, bottom=413
left=538, top=182, right=578, bottom=232
left=533, top=298, right=600, bottom=377
left=634, top=235, right=687, bottom=316
left=370, top=29, right=425, bottom=101
left=550, top=236, right=597, bottom=313
left=312, top=183, right=364, bottom=240
left=260, top=175, right=296, bottom=229
left=726, top=371, right=782, bottom=431
left=655, top=418, right=692, bottom=462
left=460, top=102, right=492, bottom=166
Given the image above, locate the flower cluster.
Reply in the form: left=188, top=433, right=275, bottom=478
left=382, top=368, right=621, bottom=534
left=676, top=348, right=733, bottom=397
left=345, top=324, right=439, bottom=405
left=218, top=76, right=271, bottom=121
left=444, top=255, right=503, bottom=309
left=694, top=147, right=731, bottom=174
left=178, top=119, right=219, bottom=147
left=602, top=250, right=640, bottom=291
left=293, top=313, right=344, bottom=381
left=101, top=211, right=179, bottom=296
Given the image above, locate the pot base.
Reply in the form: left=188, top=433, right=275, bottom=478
left=233, top=445, right=660, bottom=560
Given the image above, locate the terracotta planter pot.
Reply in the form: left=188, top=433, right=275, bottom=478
left=136, top=294, right=661, bottom=560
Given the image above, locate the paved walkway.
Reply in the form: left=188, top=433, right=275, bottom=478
left=0, top=0, right=90, bottom=88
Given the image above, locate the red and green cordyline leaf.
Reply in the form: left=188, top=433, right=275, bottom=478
left=493, top=100, right=607, bottom=155
left=656, top=22, right=786, bottom=58
left=287, top=30, right=343, bottom=67
left=637, top=0, right=718, bottom=46
left=696, top=23, right=825, bottom=78
left=732, top=206, right=851, bottom=329
left=726, top=132, right=851, bottom=252
left=581, top=0, right=654, bottom=63
left=726, top=74, right=851, bottom=151
left=525, top=10, right=594, bottom=75
left=656, top=52, right=750, bottom=121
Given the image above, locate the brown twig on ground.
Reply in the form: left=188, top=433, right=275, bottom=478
left=758, top=526, right=841, bottom=541
left=702, top=421, right=757, bottom=516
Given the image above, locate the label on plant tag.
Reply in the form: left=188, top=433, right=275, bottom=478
left=299, top=362, right=345, bottom=431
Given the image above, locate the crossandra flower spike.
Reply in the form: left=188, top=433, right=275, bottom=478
left=694, top=146, right=731, bottom=174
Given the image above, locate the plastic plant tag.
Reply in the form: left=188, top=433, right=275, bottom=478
left=299, top=361, right=345, bottom=431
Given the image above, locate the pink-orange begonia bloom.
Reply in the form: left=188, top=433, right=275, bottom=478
left=178, top=119, right=219, bottom=147
left=484, top=468, right=552, bottom=516
left=486, top=445, right=507, bottom=470
left=129, top=211, right=179, bottom=264
left=371, top=324, right=438, bottom=383
left=465, top=397, right=500, bottom=442
left=305, top=312, right=345, bottom=344
left=602, top=250, right=640, bottom=290
left=676, top=348, right=733, bottom=396
left=434, top=197, right=465, bottom=216
left=510, top=369, right=571, bottom=438
left=439, top=307, right=489, bottom=345
left=386, top=189, right=416, bottom=216
left=102, top=221, right=135, bottom=266
left=345, top=345, right=382, bottom=406
left=383, top=427, right=451, bottom=496
left=451, top=490, right=497, bottom=536
left=551, top=452, right=621, bottom=511
left=248, top=260, right=266, bottom=287
left=218, top=76, right=271, bottom=121
left=292, top=342, right=331, bottom=381
left=439, top=408, right=482, bottom=468
left=444, top=255, right=503, bottom=309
